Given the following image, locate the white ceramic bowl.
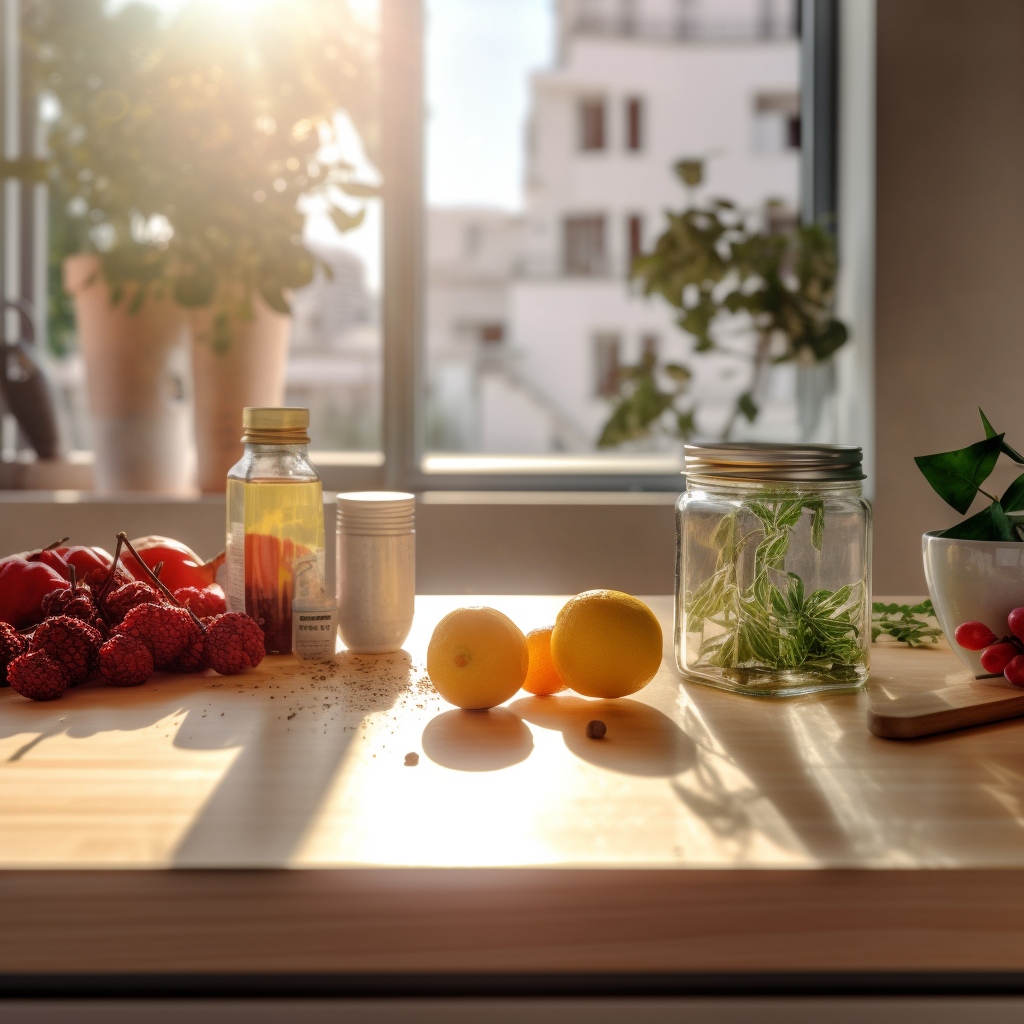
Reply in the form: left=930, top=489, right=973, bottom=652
left=922, top=531, right=1024, bottom=676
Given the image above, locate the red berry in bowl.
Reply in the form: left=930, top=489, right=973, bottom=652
left=954, top=621, right=998, bottom=650
left=1008, top=607, right=1024, bottom=641
left=980, top=642, right=1018, bottom=675
left=1004, top=655, right=1024, bottom=687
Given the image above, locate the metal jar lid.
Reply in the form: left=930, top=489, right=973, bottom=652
left=684, top=442, right=864, bottom=482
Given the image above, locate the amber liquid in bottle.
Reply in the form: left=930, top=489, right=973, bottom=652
left=226, top=478, right=325, bottom=654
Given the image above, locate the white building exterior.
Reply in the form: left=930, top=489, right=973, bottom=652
left=425, top=0, right=802, bottom=453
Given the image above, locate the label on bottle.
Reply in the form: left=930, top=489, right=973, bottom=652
left=292, top=606, right=339, bottom=660
left=226, top=520, right=246, bottom=614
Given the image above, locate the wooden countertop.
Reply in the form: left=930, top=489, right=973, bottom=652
left=3, top=595, right=1024, bottom=986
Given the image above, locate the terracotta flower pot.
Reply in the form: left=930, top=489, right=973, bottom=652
left=189, top=296, right=291, bottom=493
left=64, top=253, right=193, bottom=494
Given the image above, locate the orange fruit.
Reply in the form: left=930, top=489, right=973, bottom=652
left=427, top=606, right=529, bottom=709
left=551, top=590, right=662, bottom=699
left=522, top=626, right=567, bottom=695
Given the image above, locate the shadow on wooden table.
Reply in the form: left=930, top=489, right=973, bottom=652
left=421, top=708, right=534, bottom=772
left=170, top=650, right=419, bottom=867
left=511, top=695, right=695, bottom=777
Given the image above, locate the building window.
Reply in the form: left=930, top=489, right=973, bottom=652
left=753, top=91, right=801, bottom=153
left=564, top=215, right=606, bottom=276
left=579, top=97, right=606, bottom=151
left=626, top=213, right=644, bottom=268
left=625, top=96, right=644, bottom=151
left=594, top=333, right=621, bottom=397
left=479, top=323, right=504, bottom=344
left=641, top=333, right=658, bottom=362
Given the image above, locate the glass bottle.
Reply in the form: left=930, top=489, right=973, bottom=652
left=676, top=443, right=872, bottom=697
left=225, top=407, right=325, bottom=654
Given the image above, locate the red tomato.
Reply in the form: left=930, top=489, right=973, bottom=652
left=0, top=560, right=70, bottom=629
left=120, top=536, right=225, bottom=593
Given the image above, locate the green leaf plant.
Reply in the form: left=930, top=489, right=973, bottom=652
left=598, top=159, right=848, bottom=448
left=686, top=495, right=863, bottom=677
left=12, top=0, right=379, bottom=345
left=915, top=407, right=1024, bottom=542
left=871, top=600, right=943, bottom=647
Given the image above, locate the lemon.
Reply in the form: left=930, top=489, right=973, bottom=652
left=522, top=626, right=567, bottom=696
left=551, top=590, right=663, bottom=699
left=427, top=606, right=529, bottom=709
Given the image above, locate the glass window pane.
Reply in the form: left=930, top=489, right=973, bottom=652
left=13, top=0, right=381, bottom=494
left=424, top=0, right=804, bottom=464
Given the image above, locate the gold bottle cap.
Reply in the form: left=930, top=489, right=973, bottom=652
left=242, top=407, right=311, bottom=445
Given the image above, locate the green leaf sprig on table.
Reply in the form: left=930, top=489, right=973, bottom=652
left=915, top=408, right=1024, bottom=541
left=871, top=600, right=944, bottom=647
left=687, top=496, right=863, bottom=675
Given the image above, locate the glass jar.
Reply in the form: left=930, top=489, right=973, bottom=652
left=226, top=407, right=325, bottom=655
left=675, top=443, right=872, bottom=697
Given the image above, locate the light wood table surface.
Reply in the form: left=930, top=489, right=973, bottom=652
left=2, top=595, right=1024, bottom=989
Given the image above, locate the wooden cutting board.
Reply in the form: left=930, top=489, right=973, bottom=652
left=868, top=679, right=1024, bottom=739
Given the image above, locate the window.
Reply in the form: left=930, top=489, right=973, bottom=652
left=625, top=96, right=644, bottom=151
left=579, top=97, right=606, bottom=151
left=626, top=213, right=644, bottom=268
left=753, top=91, right=801, bottom=153
left=593, top=333, right=621, bottom=397
left=4, top=0, right=839, bottom=494
left=641, top=332, right=658, bottom=362
left=564, top=216, right=607, bottom=276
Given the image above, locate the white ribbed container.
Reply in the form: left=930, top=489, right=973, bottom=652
left=336, top=491, right=415, bottom=654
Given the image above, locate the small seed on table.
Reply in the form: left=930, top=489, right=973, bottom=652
left=586, top=720, right=606, bottom=740
left=404, top=752, right=420, bottom=766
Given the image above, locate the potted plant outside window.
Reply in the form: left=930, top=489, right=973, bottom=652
left=19, top=0, right=377, bottom=491
left=598, top=158, right=848, bottom=449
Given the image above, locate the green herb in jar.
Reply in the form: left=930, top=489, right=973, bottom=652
left=687, top=496, right=864, bottom=672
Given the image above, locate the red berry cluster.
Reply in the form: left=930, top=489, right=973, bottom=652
left=4, top=532, right=261, bottom=702
left=953, top=608, right=1024, bottom=686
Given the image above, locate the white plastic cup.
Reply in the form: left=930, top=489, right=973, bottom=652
left=336, top=492, right=415, bottom=654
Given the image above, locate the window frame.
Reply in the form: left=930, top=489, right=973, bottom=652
left=0, top=0, right=838, bottom=496
left=381, top=0, right=838, bottom=494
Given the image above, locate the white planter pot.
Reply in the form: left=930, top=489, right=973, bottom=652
left=922, top=531, right=1024, bottom=677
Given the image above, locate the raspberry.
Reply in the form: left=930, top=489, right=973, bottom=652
left=174, top=585, right=226, bottom=618
left=63, top=594, right=101, bottom=625
left=30, top=616, right=102, bottom=686
left=99, top=634, right=154, bottom=687
left=8, top=651, right=69, bottom=701
left=0, top=622, right=27, bottom=686
left=204, top=613, right=265, bottom=675
left=167, top=619, right=206, bottom=673
left=40, top=585, right=74, bottom=618
left=116, top=603, right=193, bottom=669
left=105, top=581, right=161, bottom=625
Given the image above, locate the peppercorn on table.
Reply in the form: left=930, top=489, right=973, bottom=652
left=2, top=595, right=1024, bottom=997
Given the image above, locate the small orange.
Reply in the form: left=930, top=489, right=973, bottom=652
left=522, top=626, right=567, bottom=695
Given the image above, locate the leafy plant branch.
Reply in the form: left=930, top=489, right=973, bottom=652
left=599, top=159, right=848, bottom=448
left=915, top=407, right=1024, bottom=541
